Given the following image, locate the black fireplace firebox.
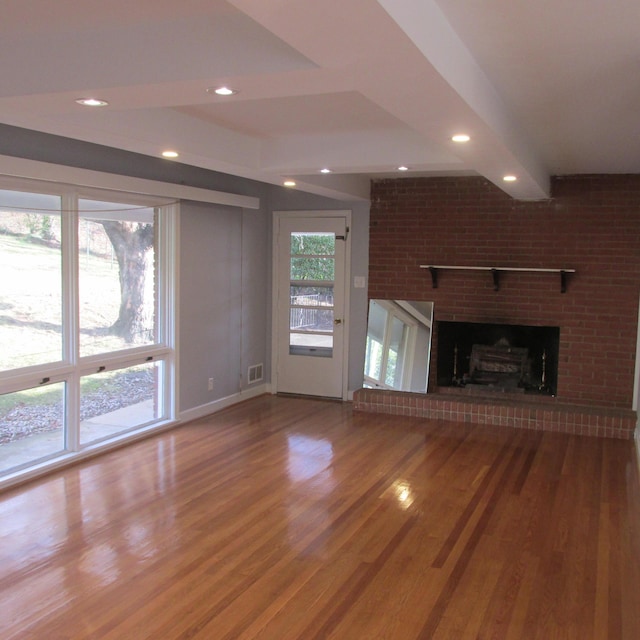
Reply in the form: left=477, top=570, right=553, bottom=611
left=436, top=321, right=560, bottom=395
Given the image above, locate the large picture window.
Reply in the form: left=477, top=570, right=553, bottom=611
left=0, top=179, right=177, bottom=480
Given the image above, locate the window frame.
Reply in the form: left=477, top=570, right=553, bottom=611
left=0, top=176, right=178, bottom=482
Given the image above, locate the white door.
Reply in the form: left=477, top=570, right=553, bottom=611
left=273, top=213, right=349, bottom=398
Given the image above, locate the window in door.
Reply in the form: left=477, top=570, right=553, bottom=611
left=289, top=232, right=335, bottom=357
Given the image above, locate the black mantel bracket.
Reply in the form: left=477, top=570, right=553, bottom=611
left=421, top=265, right=575, bottom=293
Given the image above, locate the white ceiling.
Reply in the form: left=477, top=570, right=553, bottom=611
left=1, top=0, right=638, bottom=201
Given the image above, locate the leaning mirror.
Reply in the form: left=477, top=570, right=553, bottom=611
left=363, top=300, right=434, bottom=392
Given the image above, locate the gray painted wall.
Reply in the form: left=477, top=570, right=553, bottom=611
left=0, top=124, right=370, bottom=412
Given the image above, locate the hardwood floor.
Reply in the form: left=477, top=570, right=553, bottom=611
left=1, top=394, right=639, bottom=639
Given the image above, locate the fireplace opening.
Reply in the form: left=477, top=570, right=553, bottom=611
left=436, top=321, right=560, bottom=395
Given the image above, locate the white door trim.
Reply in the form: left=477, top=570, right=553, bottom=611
left=271, top=210, right=352, bottom=400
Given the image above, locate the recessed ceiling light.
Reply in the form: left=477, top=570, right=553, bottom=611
left=284, top=180, right=296, bottom=187
left=75, top=98, right=109, bottom=107
left=503, top=175, right=518, bottom=182
left=320, top=168, right=332, bottom=174
left=451, top=134, right=471, bottom=143
left=162, top=150, right=179, bottom=158
left=207, top=86, right=239, bottom=96
left=398, top=166, right=409, bottom=171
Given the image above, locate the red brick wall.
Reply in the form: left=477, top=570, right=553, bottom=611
left=368, top=175, right=640, bottom=409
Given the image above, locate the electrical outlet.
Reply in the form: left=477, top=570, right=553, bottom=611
left=208, top=377, right=214, bottom=391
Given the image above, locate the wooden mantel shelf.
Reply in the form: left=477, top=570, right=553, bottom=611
left=419, top=265, right=576, bottom=293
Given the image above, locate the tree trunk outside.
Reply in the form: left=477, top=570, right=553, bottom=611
left=101, top=221, right=154, bottom=344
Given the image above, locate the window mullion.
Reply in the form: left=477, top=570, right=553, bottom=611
left=379, top=313, right=394, bottom=383
left=159, top=203, right=178, bottom=420
left=62, top=192, right=80, bottom=451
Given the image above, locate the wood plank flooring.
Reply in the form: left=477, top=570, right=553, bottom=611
left=1, top=394, right=639, bottom=639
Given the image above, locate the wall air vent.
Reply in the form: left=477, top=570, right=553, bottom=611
left=248, top=363, right=263, bottom=384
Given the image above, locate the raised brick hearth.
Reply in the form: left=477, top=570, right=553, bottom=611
left=353, top=388, right=636, bottom=439
left=363, top=174, right=640, bottom=438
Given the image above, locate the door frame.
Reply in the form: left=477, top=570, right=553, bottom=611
left=271, top=210, right=352, bottom=400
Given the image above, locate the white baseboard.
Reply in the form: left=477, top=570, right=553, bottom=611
left=178, top=383, right=271, bottom=424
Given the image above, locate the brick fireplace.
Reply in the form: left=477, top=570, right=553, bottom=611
left=354, top=175, right=640, bottom=438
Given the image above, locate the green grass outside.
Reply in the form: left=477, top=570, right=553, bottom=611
left=0, top=227, right=140, bottom=414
